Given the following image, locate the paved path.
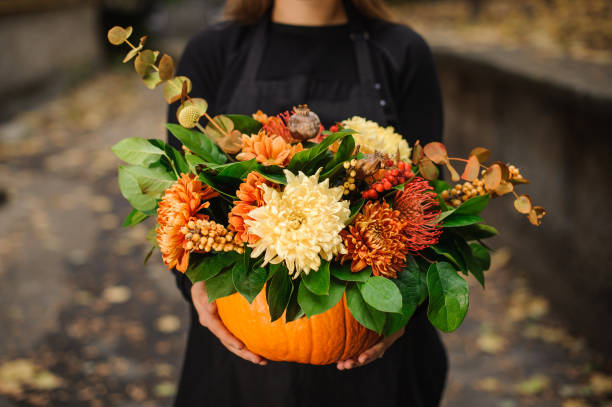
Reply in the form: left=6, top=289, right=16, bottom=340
left=0, top=70, right=610, bottom=406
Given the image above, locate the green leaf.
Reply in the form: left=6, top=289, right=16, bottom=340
left=330, top=262, right=371, bottom=282
left=285, top=288, right=305, bottom=323
left=454, top=194, right=490, bottom=215
left=404, top=256, right=429, bottom=304
left=297, top=278, right=345, bottom=318
left=233, top=263, right=267, bottom=304
left=198, top=172, right=237, bottom=200
left=288, top=130, right=353, bottom=173
left=302, top=260, right=330, bottom=295
left=346, top=198, right=365, bottom=225
left=164, top=144, right=189, bottom=174
left=442, top=214, right=483, bottom=227
left=166, top=123, right=227, bottom=165
left=266, top=269, right=293, bottom=322
left=453, top=223, right=498, bottom=241
left=111, top=138, right=164, bottom=166
left=431, top=239, right=466, bottom=271
left=383, top=269, right=420, bottom=336
left=454, top=238, right=486, bottom=288
left=359, top=276, right=403, bottom=313
left=322, top=135, right=355, bottom=173
left=217, top=159, right=260, bottom=179
left=470, top=243, right=491, bottom=270
left=118, top=165, right=174, bottom=213
left=346, top=284, right=386, bottom=334
left=122, top=208, right=149, bottom=227
left=430, top=179, right=452, bottom=194
left=143, top=246, right=155, bottom=265
left=257, top=165, right=287, bottom=185
left=205, top=270, right=237, bottom=302
left=185, top=251, right=242, bottom=284
left=427, top=262, right=469, bottom=332
left=226, top=114, right=262, bottom=135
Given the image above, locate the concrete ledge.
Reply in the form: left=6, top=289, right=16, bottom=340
left=433, top=46, right=612, bottom=358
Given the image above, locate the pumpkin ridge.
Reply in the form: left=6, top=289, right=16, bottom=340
left=340, top=296, right=348, bottom=361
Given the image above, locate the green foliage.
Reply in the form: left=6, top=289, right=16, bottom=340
left=442, top=214, right=483, bottom=227
left=287, top=130, right=354, bottom=173
left=117, top=165, right=174, bottom=214
left=359, top=276, right=403, bottom=313
left=383, top=269, right=420, bottom=336
left=122, top=208, right=149, bottom=227
left=205, top=270, right=237, bottom=302
left=321, top=135, right=355, bottom=175
left=166, top=124, right=227, bottom=165
left=111, top=138, right=165, bottom=166
left=346, top=284, right=386, bottom=334
left=266, top=268, right=293, bottom=322
left=226, top=114, right=262, bottom=135
left=285, top=289, right=305, bottom=323
left=346, top=198, right=365, bottom=225
left=426, top=262, right=469, bottom=332
left=302, top=261, right=330, bottom=296
left=330, top=263, right=371, bottom=282
left=233, top=263, right=268, bottom=304
left=185, top=251, right=242, bottom=284
left=297, top=278, right=345, bottom=318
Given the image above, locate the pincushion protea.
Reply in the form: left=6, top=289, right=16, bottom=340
left=156, top=173, right=218, bottom=273
left=394, top=177, right=442, bottom=252
left=228, top=172, right=276, bottom=245
left=339, top=201, right=410, bottom=279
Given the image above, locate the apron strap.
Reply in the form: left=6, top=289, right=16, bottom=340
left=240, top=14, right=270, bottom=82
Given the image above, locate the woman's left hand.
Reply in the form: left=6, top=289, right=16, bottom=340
left=336, top=327, right=405, bottom=370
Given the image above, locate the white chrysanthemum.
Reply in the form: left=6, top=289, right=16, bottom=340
left=342, top=116, right=411, bottom=160
left=245, top=169, right=350, bottom=278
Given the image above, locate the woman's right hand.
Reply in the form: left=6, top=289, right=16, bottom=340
left=191, top=281, right=267, bottom=366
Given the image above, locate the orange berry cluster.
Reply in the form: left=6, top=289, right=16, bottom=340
left=342, top=159, right=358, bottom=196
left=361, top=161, right=414, bottom=200
left=441, top=180, right=487, bottom=207
left=181, top=218, right=245, bottom=254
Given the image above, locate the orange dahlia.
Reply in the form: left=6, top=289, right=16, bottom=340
left=236, top=130, right=303, bottom=167
left=156, top=173, right=219, bottom=273
left=338, top=201, right=410, bottom=279
left=228, top=172, right=276, bottom=245
left=394, top=177, right=442, bottom=252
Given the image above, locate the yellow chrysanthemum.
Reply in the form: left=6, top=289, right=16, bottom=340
left=245, top=169, right=350, bottom=278
left=341, top=116, right=411, bottom=160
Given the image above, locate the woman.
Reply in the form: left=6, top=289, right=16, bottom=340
left=167, top=0, right=447, bottom=405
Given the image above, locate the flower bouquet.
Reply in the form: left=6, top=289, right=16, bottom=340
left=108, top=26, right=546, bottom=365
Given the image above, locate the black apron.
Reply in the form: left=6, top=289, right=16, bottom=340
left=174, top=5, right=447, bottom=407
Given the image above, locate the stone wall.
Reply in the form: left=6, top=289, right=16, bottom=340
left=435, top=49, right=612, bottom=358
left=0, top=5, right=102, bottom=119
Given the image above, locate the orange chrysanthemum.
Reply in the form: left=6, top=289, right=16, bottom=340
left=338, top=201, right=410, bottom=279
left=156, top=173, right=218, bottom=273
left=228, top=172, right=275, bottom=245
left=236, top=130, right=303, bottom=167
left=394, top=177, right=442, bottom=251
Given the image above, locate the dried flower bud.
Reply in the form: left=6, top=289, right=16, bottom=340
left=288, top=105, right=321, bottom=141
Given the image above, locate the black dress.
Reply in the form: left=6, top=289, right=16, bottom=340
left=167, top=8, right=447, bottom=407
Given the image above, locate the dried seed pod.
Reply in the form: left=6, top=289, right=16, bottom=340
left=288, top=105, right=321, bottom=141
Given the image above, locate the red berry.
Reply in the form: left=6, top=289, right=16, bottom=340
left=383, top=181, right=392, bottom=190
left=398, top=161, right=405, bottom=170
left=398, top=176, right=406, bottom=184
left=330, top=124, right=339, bottom=133
left=375, top=183, right=384, bottom=193
left=370, top=191, right=378, bottom=200
left=390, top=169, right=399, bottom=177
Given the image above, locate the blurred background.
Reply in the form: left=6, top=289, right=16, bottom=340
left=0, top=0, right=611, bottom=406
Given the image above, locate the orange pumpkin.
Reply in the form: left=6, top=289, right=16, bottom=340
left=216, top=290, right=381, bottom=365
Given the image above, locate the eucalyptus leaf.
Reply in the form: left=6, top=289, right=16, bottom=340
left=163, top=76, right=192, bottom=104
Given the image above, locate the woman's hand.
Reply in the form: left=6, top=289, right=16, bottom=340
left=191, top=281, right=267, bottom=366
left=336, top=327, right=405, bottom=370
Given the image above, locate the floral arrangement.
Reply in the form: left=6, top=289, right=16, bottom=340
left=108, top=26, right=546, bottom=363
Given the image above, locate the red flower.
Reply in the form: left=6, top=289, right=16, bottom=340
left=394, top=177, right=442, bottom=252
